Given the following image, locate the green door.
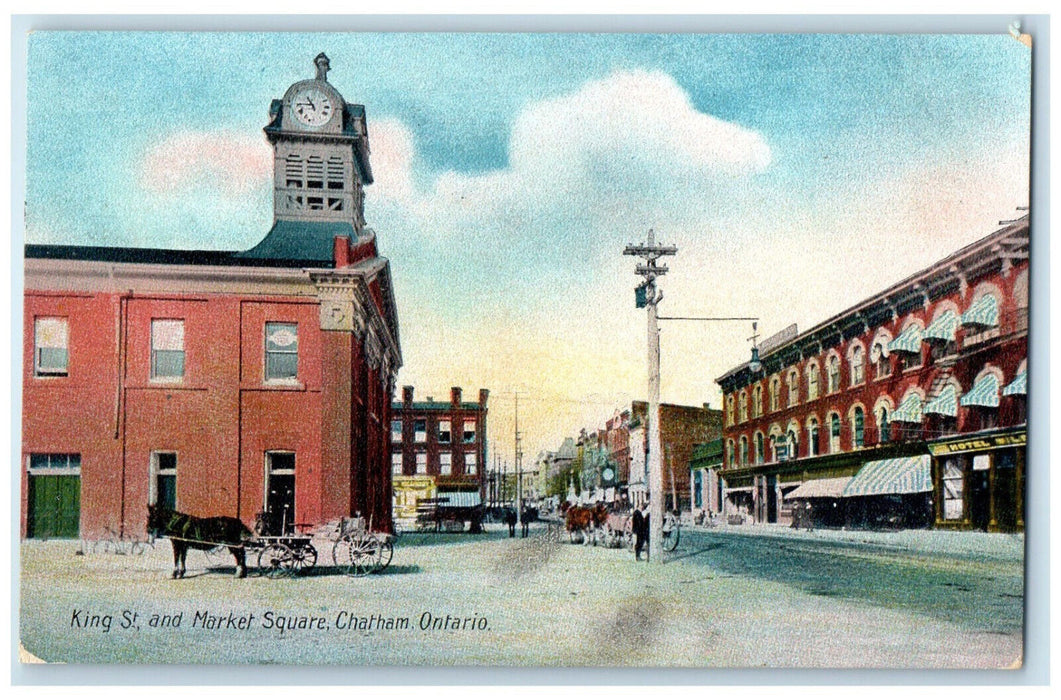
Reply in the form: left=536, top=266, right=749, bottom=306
left=28, top=474, right=81, bottom=538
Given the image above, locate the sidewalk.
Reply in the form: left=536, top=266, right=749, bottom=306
left=686, top=521, right=1025, bottom=563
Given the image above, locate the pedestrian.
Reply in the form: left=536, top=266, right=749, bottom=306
left=505, top=508, right=516, bottom=538
left=632, top=506, right=647, bottom=561
left=520, top=505, right=530, bottom=538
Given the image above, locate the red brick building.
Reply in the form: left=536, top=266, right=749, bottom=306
left=22, top=54, right=401, bottom=540
left=390, top=386, right=489, bottom=520
left=716, top=215, right=1028, bottom=531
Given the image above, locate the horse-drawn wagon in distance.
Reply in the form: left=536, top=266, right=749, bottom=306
left=559, top=502, right=681, bottom=552
left=146, top=505, right=394, bottom=579
left=414, top=491, right=485, bottom=533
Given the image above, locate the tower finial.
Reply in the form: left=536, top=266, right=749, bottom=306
left=314, top=53, right=330, bottom=82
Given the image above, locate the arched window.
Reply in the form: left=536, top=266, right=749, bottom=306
left=726, top=396, right=735, bottom=427
left=755, top=432, right=764, bottom=465
left=872, top=341, right=890, bottom=378
left=829, top=413, right=841, bottom=453
left=807, top=362, right=821, bottom=400
left=739, top=391, right=748, bottom=423
left=787, top=369, right=799, bottom=406
left=753, top=385, right=763, bottom=418
left=876, top=405, right=890, bottom=444
left=739, top=436, right=749, bottom=466
left=808, top=418, right=820, bottom=457
left=852, top=406, right=865, bottom=448
left=726, top=439, right=735, bottom=468
left=770, top=377, right=781, bottom=412
left=827, top=355, right=841, bottom=394
left=786, top=429, right=798, bottom=460
left=850, top=346, right=865, bottom=386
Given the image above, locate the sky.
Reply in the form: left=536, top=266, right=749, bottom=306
left=21, top=31, right=1031, bottom=467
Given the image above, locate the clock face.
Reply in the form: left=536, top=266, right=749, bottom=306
left=602, top=467, right=615, bottom=482
left=291, top=87, right=334, bottom=127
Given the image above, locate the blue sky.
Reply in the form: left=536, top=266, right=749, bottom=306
left=22, top=31, right=1031, bottom=459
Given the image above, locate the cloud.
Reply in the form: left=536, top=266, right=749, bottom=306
left=140, top=131, right=272, bottom=198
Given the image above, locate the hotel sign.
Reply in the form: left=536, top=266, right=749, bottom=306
left=928, top=432, right=1026, bottom=456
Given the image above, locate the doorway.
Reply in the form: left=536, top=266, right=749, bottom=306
left=265, top=452, right=296, bottom=534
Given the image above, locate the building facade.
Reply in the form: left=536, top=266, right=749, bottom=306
left=688, top=439, right=724, bottom=517
left=22, top=54, right=401, bottom=540
left=716, top=215, right=1028, bottom=531
left=390, top=386, right=489, bottom=519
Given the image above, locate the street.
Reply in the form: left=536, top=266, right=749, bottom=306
left=19, top=524, right=1023, bottom=668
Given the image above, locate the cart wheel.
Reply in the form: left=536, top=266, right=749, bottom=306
left=344, top=535, right=381, bottom=577
left=662, top=526, right=680, bottom=552
left=292, top=543, right=317, bottom=572
left=373, top=538, right=394, bottom=574
left=258, top=543, right=296, bottom=578
left=332, top=537, right=351, bottom=568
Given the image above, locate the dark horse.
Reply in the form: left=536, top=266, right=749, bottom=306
left=147, top=504, right=251, bottom=579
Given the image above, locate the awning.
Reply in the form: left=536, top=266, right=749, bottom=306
left=923, top=384, right=958, bottom=417
left=890, top=393, right=924, bottom=423
left=922, top=310, right=958, bottom=343
left=887, top=325, right=923, bottom=355
left=960, top=374, right=1000, bottom=408
left=961, top=294, right=999, bottom=328
left=842, top=455, right=932, bottom=497
left=724, top=486, right=753, bottom=494
left=1002, top=369, right=1027, bottom=397
left=435, top=491, right=482, bottom=507
left=785, top=477, right=852, bottom=500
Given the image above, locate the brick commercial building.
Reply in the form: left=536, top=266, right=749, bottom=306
left=22, top=54, right=402, bottom=540
left=716, top=214, right=1028, bottom=531
left=390, top=386, right=489, bottom=520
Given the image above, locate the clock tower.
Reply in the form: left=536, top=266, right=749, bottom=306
left=263, top=53, right=373, bottom=234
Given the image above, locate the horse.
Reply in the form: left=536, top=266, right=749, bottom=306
left=147, top=504, right=252, bottom=579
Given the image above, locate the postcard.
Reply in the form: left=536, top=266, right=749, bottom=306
left=17, top=27, right=1033, bottom=671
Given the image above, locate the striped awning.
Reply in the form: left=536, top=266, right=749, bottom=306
left=436, top=491, right=482, bottom=507
left=842, top=455, right=932, bottom=497
left=923, top=384, right=958, bottom=417
left=1002, top=369, right=1027, bottom=397
left=922, top=310, right=958, bottom=343
left=890, top=393, right=924, bottom=423
left=961, top=294, right=1000, bottom=328
left=785, top=477, right=852, bottom=500
left=887, top=325, right=923, bottom=354
left=960, top=374, right=1000, bottom=408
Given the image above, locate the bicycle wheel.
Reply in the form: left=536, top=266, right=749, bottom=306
left=662, top=526, right=680, bottom=552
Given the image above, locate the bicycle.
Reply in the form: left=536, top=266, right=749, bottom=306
left=662, top=511, right=680, bottom=552
left=91, top=527, right=155, bottom=555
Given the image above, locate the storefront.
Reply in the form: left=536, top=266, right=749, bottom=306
left=929, top=427, right=1025, bottom=532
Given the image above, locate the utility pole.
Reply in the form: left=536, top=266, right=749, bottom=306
left=515, top=391, right=525, bottom=536
left=624, top=228, right=676, bottom=564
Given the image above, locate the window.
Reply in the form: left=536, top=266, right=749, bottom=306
left=392, top=453, right=403, bottom=475
left=150, top=452, right=178, bottom=509
left=440, top=453, right=452, bottom=475
left=29, top=453, right=81, bottom=472
left=829, top=413, right=841, bottom=453
left=739, top=392, right=748, bottom=423
left=807, top=363, right=820, bottom=401
left=726, top=440, right=734, bottom=468
left=873, top=343, right=890, bottom=379
left=414, top=420, right=426, bottom=443
left=150, top=319, right=185, bottom=380
left=877, top=407, right=890, bottom=444
left=786, top=430, right=798, bottom=460
left=739, top=436, right=748, bottom=466
left=852, top=407, right=865, bottom=448
left=827, top=356, right=841, bottom=394
left=942, top=458, right=964, bottom=520
left=770, top=377, right=780, bottom=412
left=753, top=386, right=763, bottom=417
left=438, top=420, right=451, bottom=443
left=34, top=317, right=69, bottom=377
left=808, top=419, right=819, bottom=457
left=391, top=420, right=403, bottom=442
left=463, top=420, right=476, bottom=444
left=726, top=397, right=735, bottom=427
left=465, top=453, right=477, bottom=475
left=850, top=346, right=865, bottom=386
left=754, top=433, right=764, bottom=465
left=787, top=370, right=799, bottom=406
left=264, top=323, right=298, bottom=382
left=415, top=453, right=427, bottom=474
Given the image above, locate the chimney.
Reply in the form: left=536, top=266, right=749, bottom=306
left=479, top=388, right=489, bottom=409
left=403, top=385, right=414, bottom=407
left=451, top=387, right=462, bottom=407
left=333, top=235, right=350, bottom=268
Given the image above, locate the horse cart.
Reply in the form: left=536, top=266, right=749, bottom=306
left=247, top=510, right=320, bottom=578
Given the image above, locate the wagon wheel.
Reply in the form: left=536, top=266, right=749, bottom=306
left=258, top=542, right=297, bottom=578
left=373, top=538, right=394, bottom=574
left=332, top=537, right=351, bottom=568
left=291, top=543, right=318, bottom=572
left=343, top=534, right=382, bottom=578
left=662, top=524, right=680, bottom=552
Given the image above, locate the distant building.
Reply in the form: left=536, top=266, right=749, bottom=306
left=688, top=439, right=724, bottom=516
left=390, top=386, right=489, bottom=519
left=716, top=214, right=1028, bottom=531
left=22, top=54, right=401, bottom=540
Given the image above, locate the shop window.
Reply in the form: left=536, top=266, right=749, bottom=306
left=151, top=319, right=185, bottom=380
left=34, top=317, right=69, bottom=377
left=264, top=322, right=298, bottom=382
left=942, top=459, right=964, bottom=521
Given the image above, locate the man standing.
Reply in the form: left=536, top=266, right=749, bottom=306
left=632, top=505, right=648, bottom=561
